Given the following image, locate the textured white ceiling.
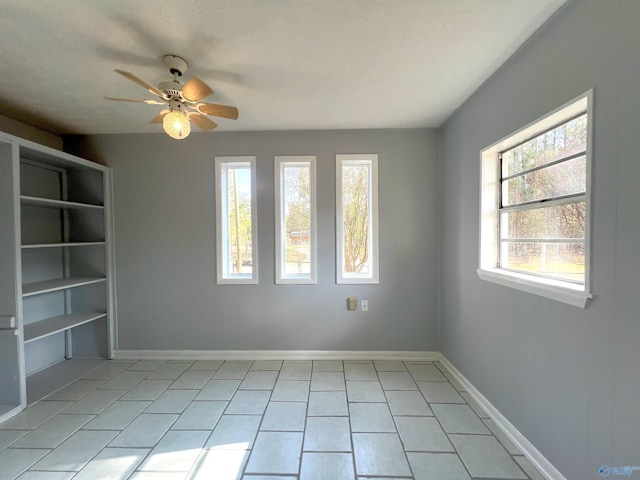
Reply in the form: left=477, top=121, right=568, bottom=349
left=0, top=0, right=566, bottom=135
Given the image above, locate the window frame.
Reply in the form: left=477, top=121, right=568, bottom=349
left=215, top=156, right=258, bottom=284
left=274, top=156, right=317, bottom=284
left=336, top=154, right=379, bottom=285
left=478, top=91, right=593, bottom=308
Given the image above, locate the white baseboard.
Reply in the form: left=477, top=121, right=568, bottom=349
left=112, top=349, right=439, bottom=362
left=438, top=354, right=566, bottom=480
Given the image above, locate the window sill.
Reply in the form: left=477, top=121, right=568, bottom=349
left=477, top=268, right=592, bottom=308
left=276, top=278, right=317, bottom=285
left=217, top=277, right=258, bottom=285
left=337, top=277, right=380, bottom=285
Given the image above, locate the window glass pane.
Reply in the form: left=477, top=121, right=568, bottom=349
left=225, top=165, right=253, bottom=275
left=501, top=202, right=585, bottom=240
left=502, top=114, right=587, bottom=177
left=500, top=241, right=584, bottom=283
left=342, top=163, right=370, bottom=275
left=336, top=154, right=378, bottom=285
left=502, top=155, right=586, bottom=206
left=283, top=164, right=311, bottom=276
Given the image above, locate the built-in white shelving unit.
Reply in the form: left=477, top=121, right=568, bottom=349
left=0, top=132, right=115, bottom=422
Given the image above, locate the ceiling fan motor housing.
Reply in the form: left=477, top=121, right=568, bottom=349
left=158, top=80, right=183, bottom=99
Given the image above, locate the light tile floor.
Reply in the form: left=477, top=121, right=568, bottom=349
left=0, top=359, right=542, bottom=480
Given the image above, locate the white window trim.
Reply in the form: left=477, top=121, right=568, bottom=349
left=478, top=90, right=593, bottom=308
left=215, top=156, right=258, bottom=284
left=336, top=154, right=379, bottom=284
left=274, top=156, right=317, bottom=284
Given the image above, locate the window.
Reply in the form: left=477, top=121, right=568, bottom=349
left=275, top=156, right=317, bottom=284
left=478, top=91, right=593, bottom=307
left=336, top=154, right=379, bottom=284
left=215, top=156, right=258, bottom=284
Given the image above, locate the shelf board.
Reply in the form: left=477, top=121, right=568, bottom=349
left=22, top=241, right=105, bottom=249
left=24, top=312, right=107, bottom=343
left=20, top=195, right=104, bottom=210
left=0, top=329, right=18, bottom=337
left=22, top=277, right=106, bottom=297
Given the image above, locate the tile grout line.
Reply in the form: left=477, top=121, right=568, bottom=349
left=94, top=360, right=180, bottom=479
left=298, top=360, right=310, bottom=480
left=117, top=359, right=199, bottom=479
left=424, top=369, right=532, bottom=480
left=182, top=359, right=243, bottom=479
left=408, top=361, right=476, bottom=480
left=387, top=362, right=416, bottom=480
left=347, top=360, right=360, bottom=480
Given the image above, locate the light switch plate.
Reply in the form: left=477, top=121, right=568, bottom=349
left=0, top=316, right=16, bottom=329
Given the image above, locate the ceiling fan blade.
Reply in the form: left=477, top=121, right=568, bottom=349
left=115, top=69, right=164, bottom=97
left=105, top=96, right=165, bottom=105
left=151, top=110, right=170, bottom=124
left=182, top=76, right=214, bottom=102
left=198, top=103, right=239, bottom=120
left=189, top=113, right=218, bottom=131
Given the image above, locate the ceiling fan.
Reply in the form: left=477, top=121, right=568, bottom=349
left=106, top=55, right=239, bottom=139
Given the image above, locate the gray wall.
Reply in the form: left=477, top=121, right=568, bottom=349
left=0, top=114, right=62, bottom=150
left=70, top=129, right=439, bottom=351
left=439, top=1, right=639, bottom=478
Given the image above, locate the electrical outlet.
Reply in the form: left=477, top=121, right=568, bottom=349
left=347, top=297, right=357, bottom=310
left=361, top=300, right=369, bottom=312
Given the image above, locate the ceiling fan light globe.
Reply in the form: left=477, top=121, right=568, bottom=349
left=163, top=111, right=191, bottom=139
